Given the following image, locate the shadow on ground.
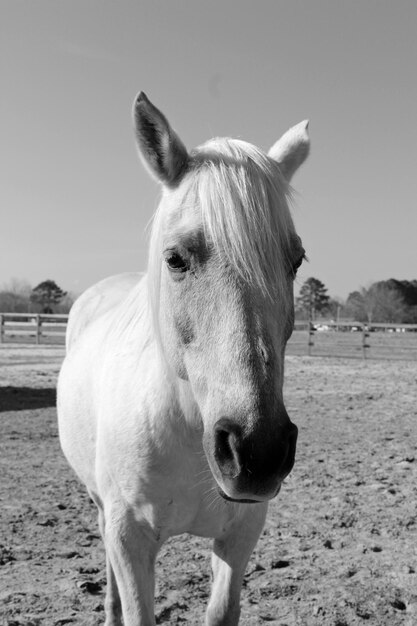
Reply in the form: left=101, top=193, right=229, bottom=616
left=0, top=387, right=56, bottom=412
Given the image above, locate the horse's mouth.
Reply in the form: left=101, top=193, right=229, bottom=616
left=217, top=484, right=281, bottom=504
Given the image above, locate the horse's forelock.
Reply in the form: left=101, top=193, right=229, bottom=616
left=192, top=138, right=296, bottom=298
left=147, top=138, right=297, bottom=350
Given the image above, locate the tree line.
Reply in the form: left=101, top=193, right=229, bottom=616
left=1, top=276, right=417, bottom=324
left=0, top=279, right=74, bottom=314
left=296, top=277, right=417, bottom=324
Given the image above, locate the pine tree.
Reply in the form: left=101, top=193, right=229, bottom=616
left=30, top=280, right=67, bottom=313
left=296, top=277, right=329, bottom=320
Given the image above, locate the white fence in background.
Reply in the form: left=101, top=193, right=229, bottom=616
left=1, top=314, right=417, bottom=359
left=0, top=313, right=68, bottom=345
left=288, top=321, right=417, bottom=360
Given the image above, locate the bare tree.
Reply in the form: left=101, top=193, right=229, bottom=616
left=346, top=283, right=406, bottom=323
left=0, top=278, right=33, bottom=312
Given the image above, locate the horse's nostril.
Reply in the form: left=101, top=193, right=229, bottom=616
left=214, top=420, right=242, bottom=478
left=215, top=430, right=233, bottom=464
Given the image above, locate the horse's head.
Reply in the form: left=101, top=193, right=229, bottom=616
left=134, top=92, right=309, bottom=503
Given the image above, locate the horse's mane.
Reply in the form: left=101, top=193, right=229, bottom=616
left=148, top=137, right=297, bottom=343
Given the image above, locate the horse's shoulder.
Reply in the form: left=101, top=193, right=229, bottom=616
left=66, top=272, right=144, bottom=350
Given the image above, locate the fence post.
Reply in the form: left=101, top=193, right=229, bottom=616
left=308, top=321, right=315, bottom=356
left=0, top=314, right=3, bottom=343
left=362, top=324, right=370, bottom=360
left=36, top=315, right=41, bottom=345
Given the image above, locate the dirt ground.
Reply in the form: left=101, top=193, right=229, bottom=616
left=0, top=345, right=416, bottom=625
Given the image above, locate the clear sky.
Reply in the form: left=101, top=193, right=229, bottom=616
left=2, top=0, right=417, bottom=300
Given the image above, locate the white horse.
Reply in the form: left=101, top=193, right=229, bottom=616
left=57, top=92, right=310, bottom=625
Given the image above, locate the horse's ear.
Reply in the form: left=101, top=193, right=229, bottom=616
left=268, top=120, right=310, bottom=182
left=133, top=92, right=189, bottom=187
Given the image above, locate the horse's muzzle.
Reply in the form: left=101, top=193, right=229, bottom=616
left=207, top=416, right=298, bottom=502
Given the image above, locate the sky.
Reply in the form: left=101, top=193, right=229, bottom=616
left=1, top=0, right=417, bottom=300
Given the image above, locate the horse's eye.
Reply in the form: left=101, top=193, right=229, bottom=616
left=165, top=252, right=189, bottom=273
left=292, top=253, right=306, bottom=277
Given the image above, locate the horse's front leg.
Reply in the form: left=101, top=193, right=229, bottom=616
left=88, top=489, right=123, bottom=625
left=97, top=510, right=122, bottom=625
left=205, top=502, right=268, bottom=626
left=104, top=503, right=159, bottom=626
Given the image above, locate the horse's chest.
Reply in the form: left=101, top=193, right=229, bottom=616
left=146, top=486, right=239, bottom=541
left=119, top=448, right=237, bottom=540
left=98, top=386, right=237, bottom=540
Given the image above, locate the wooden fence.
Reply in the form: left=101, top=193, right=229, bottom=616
left=287, top=321, right=417, bottom=361
left=0, top=313, right=68, bottom=345
left=1, top=314, right=417, bottom=360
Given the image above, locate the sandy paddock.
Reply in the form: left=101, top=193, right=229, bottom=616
left=0, top=346, right=416, bottom=625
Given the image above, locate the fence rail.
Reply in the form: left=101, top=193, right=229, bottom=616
left=1, top=314, right=417, bottom=359
left=288, top=321, right=417, bottom=361
left=0, top=313, right=68, bottom=345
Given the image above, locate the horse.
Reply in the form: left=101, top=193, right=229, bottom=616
left=57, top=91, right=310, bottom=625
